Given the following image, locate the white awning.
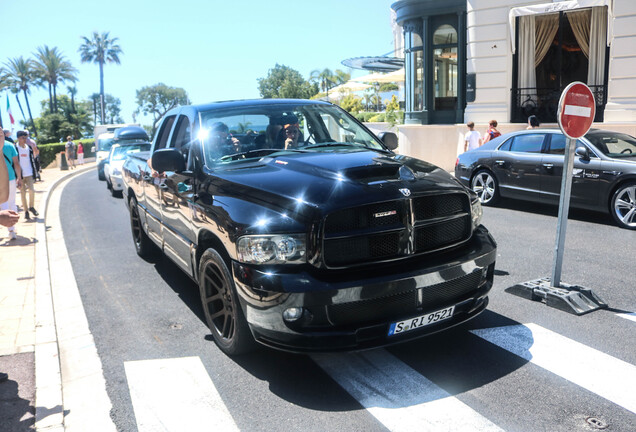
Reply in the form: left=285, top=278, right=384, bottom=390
left=509, top=0, right=612, bottom=53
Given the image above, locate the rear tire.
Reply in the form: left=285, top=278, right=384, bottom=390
left=471, top=170, right=500, bottom=206
left=129, top=197, right=156, bottom=257
left=610, top=182, right=636, bottom=230
left=199, top=249, right=256, bottom=355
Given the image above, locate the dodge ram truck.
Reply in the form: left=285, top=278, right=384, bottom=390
left=121, top=99, right=497, bottom=355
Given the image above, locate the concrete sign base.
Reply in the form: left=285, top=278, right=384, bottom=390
left=505, top=278, right=607, bottom=315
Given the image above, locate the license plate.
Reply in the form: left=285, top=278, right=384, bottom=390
left=388, top=305, right=455, bottom=336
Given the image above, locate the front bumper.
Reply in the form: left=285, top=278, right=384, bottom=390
left=110, top=173, right=123, bottom=191
left=232, top=225, right=497, bottom=353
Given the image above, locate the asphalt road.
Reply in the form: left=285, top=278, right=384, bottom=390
left=60, top=170, right=636, bottom=432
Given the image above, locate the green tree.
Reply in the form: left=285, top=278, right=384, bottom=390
left=259, top=64, right=317, bottom=99
left=135, top=83, right=190, bottom=136
left=379, top=82, right=399, bottom=92
left=78, top=31, right=123, bottom=124
left=2, top=57, right=38, bottom=136
left=32, top=45, right=78, bottom=113
left=67, top=85, right=77, bottom=112
left=339, top=94, right=363, bottom=114
left=89, top=92, right=123, bottom=124
left=34, top=94, right=93, bottom=142
left=384, top=94, right=401, bottom=128
left=309, top=68, right=334, bottom=97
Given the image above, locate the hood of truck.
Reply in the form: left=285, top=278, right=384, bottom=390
left=206, top=149, right=468, bottom=216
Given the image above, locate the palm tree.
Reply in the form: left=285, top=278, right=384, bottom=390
left=67, top=85, right=78, bottom=112
left=78, top=31, right=123, bottom=124
left=33, top=46, right=78, bottom=113
left=2, top=57, right=38, bottom=136
left=310, top=68, right=334, bottom=98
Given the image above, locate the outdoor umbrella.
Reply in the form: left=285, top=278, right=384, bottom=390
left=351, top=68, right=405, bottom=84
left=327, top=81, right=373, bottom=100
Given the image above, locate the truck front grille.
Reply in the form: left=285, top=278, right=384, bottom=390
left=323, top=193, right=471, bottom=267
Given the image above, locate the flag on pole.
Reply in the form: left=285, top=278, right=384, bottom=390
left=6, top=94, right=15, bottom=129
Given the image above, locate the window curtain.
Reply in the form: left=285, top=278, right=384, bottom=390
left=534, top=14, right=560, bottom=67
left=519, top=15, right=537, bottom=103
left=567, top=9, right=591, bottom=58
left=588, top=6, right=607, bottom=87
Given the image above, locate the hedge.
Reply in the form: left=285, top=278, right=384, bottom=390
left=38, top=139, right=95, bottom=168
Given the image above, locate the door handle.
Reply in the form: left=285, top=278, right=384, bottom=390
left=143, top=175, right=153, bottom=182
left=495, top=160, right=505, bottom=166
left=542, top=163, right=554, bottom=168
left=159, top=183, right=169, bottom=190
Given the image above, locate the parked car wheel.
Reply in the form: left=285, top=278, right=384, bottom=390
left=198, top=248, right=256, bottom=355
left=611, top=182, right=636, bottom=230
left=129, top=197, right=156, bottom=257
left=471, top=170, right=500, bottom=205
left=98, top=167, right=105, bottom=181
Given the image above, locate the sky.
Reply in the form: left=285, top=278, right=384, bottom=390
left=0, top=0, right=398, bottom=133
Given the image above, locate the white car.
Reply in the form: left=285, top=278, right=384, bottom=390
left=94, top=132, right=115, bottom=180
left=104, top=143, right=151, bottom=197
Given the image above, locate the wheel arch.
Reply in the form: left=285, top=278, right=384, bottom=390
left=195, top=229, right=232, bottom=282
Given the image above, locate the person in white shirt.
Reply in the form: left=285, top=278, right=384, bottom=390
left=464, top=121, right=482, bottom=152
left=16, top=131, right=38, bottom=220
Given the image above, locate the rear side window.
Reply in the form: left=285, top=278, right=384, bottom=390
left=170, top=115, right=192, bottom=153
left=510, top=134, right=545, bottom=153
left=548, top=134, right=566, bottom=154
left=155, top=115, right=177, bottom=150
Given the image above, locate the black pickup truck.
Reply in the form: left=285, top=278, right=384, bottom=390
left=122, top=99, right=497, bottom=355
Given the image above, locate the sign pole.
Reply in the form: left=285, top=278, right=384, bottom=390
left=505, top=82, right=608, bottom=315
left=550, top=137, right=577, bottom=288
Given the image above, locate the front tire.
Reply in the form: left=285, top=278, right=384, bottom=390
left=129, top=197, right=156, bottom=257
left=611, top=182, right=636, bottom=230
left=471, top=170, right=500, bottom=205
left=199, top=249, right=256, bottom=355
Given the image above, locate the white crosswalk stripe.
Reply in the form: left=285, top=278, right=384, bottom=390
left=124, top=356, right=239, bottom=432
left=471, top=323, right=636, bottom=414
left=617, top=312, right=636, bottom=323
left=312, top=350, right=504, bottom=432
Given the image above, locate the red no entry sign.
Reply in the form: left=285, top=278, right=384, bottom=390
left=558, top=82, right=596, bottom=139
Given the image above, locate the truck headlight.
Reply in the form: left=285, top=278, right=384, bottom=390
left=237, top=234, right=306, bottom=265
left=471, top=197, right=483, bottom=229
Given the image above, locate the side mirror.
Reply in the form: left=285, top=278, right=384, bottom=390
left=91, top=146, right=96, bottom=153
left=152, top=148, right=186, bottom=173
left=575, top=146, right=590, bottom=160
left=378, top=131, right=398, bottom=150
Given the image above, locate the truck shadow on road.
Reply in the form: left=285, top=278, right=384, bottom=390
left=148, top=251, right=534, bottom=412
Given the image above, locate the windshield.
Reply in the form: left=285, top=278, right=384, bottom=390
left=197, top=103, right=387, bottom=165
left=585, top=131, right=636, bottom=158
left=111, top=143, right=151, bottom=161
left=97, top=137, right=115, bottom=152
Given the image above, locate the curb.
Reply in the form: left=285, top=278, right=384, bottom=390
left=34, top=165, right=115, bottom=432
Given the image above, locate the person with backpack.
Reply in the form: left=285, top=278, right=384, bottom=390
left=483, top=119, right=501, bottom=143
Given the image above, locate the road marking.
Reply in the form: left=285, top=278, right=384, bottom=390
left=617, top=312, right=636, bottom=323
left=564, top=104, right=592, bottom=117
left=124, top=356, right=239, bottom=432
left=471, top=323, right=636, bottom=414
left=312, top=350, right=503, bottom=432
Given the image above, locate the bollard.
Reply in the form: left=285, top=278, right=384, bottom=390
left=60, top=151, right=68, bottom=170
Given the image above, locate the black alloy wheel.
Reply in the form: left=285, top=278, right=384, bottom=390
left=198, top=249, right=255, bottom=355
left=129, top=197, right=156, bottom=257
left=611, top=182, right=636, bottom=230
left=471, top=170, right=500, bottom=205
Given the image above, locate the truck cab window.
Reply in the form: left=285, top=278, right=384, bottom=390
left=155, top=115, right=176, bottom=150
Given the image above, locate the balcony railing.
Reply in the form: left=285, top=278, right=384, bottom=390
left=511, top=85, right=606, bottom=124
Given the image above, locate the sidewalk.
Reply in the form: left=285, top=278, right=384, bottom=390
left=0, top=160, right=115, bottom=431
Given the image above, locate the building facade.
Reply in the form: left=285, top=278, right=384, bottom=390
left=389, top=0, right=636, bottom=170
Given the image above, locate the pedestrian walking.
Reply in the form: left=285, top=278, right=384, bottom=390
left=77, top=141, right=84, bottom=165
left=16, top=131, right=38, bottom=220
left=464, top=121, right=482, bottom=152
left=0, top=133, right=20, bottom=228
left=2, top=130, right=22, bottom=239
left=483, top=120, right=501, bottom=143
left=65, top=136, right=76, bottom=169
left=25, top=131, right=41, bottom=179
